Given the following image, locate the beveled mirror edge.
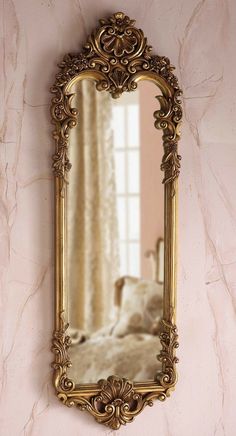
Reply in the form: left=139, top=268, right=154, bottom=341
left=50, top=12, right=182, bottom=430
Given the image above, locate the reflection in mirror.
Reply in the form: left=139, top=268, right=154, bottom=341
left=65, top=79, right=164, bottom=383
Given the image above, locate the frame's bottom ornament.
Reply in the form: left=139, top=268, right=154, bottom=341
left=57, top=376, right=169, bottom=430
left=52, top=319, right=179, bottom=429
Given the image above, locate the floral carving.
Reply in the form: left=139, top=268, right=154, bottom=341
left=150, top=55, right=180, bottom=90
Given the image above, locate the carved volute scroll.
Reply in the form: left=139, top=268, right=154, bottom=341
left=51, top=12, right=182, bottom=429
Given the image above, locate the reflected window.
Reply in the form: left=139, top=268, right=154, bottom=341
left=112, top=91, right=140, bottom=277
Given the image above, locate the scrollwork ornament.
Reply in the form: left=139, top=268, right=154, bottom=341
left=55, top=373, right=174, bottom=430
left=51, top=319, right=75, bottom=393
left=157, top=320, right=179, bottom=388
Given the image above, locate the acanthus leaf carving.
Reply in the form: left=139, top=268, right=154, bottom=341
left=51, top=319, right=75, bottom=393
left=157, top=320, right=179, bottom=387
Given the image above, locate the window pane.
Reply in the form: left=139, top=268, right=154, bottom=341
left=112, top=106, right=125, bottom=148
left=128, top=242, right=140, bottom=276
left=115, top=150, right=125, bottom=194
left=119, top=242, right=128, bottom=276
left=127, top=104, right=139, bottom=147
left=128, top=196, right=140, bottom=240
left=128, top=150, right=140, bottom=193
left=117, top=197, right=126, bottom=240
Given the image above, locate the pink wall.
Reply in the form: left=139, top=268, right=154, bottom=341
left=1, top=1, right=236, bottom=435
left=139, top=81, right=164, bottom=278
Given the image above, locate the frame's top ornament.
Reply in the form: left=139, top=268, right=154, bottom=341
left=51, top=12, right=182, bottom=187
left=52, top=11, right=181, bottom=99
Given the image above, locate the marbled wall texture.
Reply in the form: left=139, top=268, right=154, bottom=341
left=1, top=1, right=236, bottom=435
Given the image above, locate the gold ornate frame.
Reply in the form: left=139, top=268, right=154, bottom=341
left=50, top=12, right=182, bottom=430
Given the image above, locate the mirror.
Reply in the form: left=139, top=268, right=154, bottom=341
left=66, top=79, right=164, bottom=383
left=51, top=12, right=182, bottom=430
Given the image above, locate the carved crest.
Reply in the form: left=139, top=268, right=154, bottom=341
left=50, top=12, right=182, bottom=187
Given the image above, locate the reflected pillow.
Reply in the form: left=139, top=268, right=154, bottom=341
left=112, top=277, right=163, bottom=337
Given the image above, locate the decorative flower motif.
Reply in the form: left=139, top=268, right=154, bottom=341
left=55, top=53, right=91, bottom=87
left=150, top=55, right=170, bottom=72
left=100, top=12, right=135, bottom=32
left=150, top=56, right=179, bottom=89
left=100, top=13, right=137, bottom=57
left=74, top=53, right=90, bottom=71
left=59, top=53, right=89, bottom=72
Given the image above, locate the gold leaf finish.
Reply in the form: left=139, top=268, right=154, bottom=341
left=51, top=12, right=182, bottom=429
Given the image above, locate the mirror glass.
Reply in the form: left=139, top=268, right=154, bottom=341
left=65, top=79, right=164, bottom=383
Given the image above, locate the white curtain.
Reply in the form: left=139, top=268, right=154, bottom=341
left=67, top=79, right=120, bottom=333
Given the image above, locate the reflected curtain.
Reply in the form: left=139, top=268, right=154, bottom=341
left=67, top=80, right=119, bottom=333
